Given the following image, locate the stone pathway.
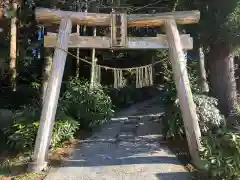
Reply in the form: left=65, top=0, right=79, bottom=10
left=45, top=98, right=195, bottom=180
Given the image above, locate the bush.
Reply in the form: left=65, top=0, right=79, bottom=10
left=4, top=105, right=80, bottom=151
left=200, top=130, right=240, bottom=179
left=51, top=113, right=80, bottom=148
left=162, top=101, right=184, bottom=139
left=194, top=95, right=225, bottom=133
left=161, top=56, right=225, bottom=138
left=163, top=94, right=225, bottom=139
left=60, top=78, right=114, bottom=129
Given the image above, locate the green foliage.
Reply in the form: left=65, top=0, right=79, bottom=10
left=4, top=105, right=79, bottom=151
left=51, top=113, right=80, bottom=148
left=161, top=55, right=200, bottom=104
left=163, top=94, right=224, bottom=139
left=161, top=56, right=225, bottom=138
left=194, top=95, right=225, bottom=133
left=2, top=78, right=114, bottom=152
left=163, top=101, right=184, bottom=139
left=5, top=120, right=39, bottom=151
left=161, top=53, right=201, bottom=102
left=200, top=130, right=240, bottom=179
left=161, top=55, right=183, bottom=138
left=60, top=78, right=114, bottom=129
left=182, top=0, right=240, bottom=48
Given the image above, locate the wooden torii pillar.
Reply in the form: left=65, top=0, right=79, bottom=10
left=28, top=18, right=72, bottom=172
left=28, top=8, right=202, bottom=172
left=164, top=20, right=201, bottom=166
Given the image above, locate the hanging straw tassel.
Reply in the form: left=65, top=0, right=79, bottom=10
left=144, top=66, right=148, bottom=87
left=114, top=69, right=125, bottom=88
left=146, top=65, right=153, bottom=86
left=145, top=65, right=153, bottom=87
left=136, top=65, right=153, bottom=88
left=120, top=69, right=126, bottom=88
left=114, top=69, right=120, bottom=88
left=114, top=69, right=117, bottom=88
left=140, top=67, right=144, bottom=88
left=136, top=67, right=143, bottom=88
left=136, top=68, right=139, bottom=88
left=149, top=65, right=153, bottom=86
left=138, top=67, right=141, bottom=88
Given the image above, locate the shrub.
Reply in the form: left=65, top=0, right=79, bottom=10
left=4, top=105, right=80, bottom=151
left=162, top=101, right=184, bottom=138
left=200, top=130, right=240, bottom=179
left=163, top=94, right=225, bottom=139
left=161, top=56, right=225, bottom=138
left=194, top=94, right=225, bottom=133
left=51, top=113, right=80, bottom=148
left=60, top=78, right=114, bottom=129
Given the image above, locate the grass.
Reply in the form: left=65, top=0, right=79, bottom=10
left=0, top=130, right=91, bottom=180
left=0, top=151, right=48, bottom=180
left=7, top=172, right=47, bottom=180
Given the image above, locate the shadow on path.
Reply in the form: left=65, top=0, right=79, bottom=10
left=156, top=172, right=196, bottom=180
left=45, top=98, right=193, bottom=180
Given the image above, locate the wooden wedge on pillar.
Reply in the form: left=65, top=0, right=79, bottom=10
left=164, top=19, right=202, bottom=168
left=28, top=18, right=72, bottom=172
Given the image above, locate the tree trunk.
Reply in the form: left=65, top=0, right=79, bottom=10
left=199, top=47, right=209, bottom=93
left=10, top=2, right=18, bottom=91
left=207, top=44, right=237, bottom=116
left=41, top=49, right=53, bottom=105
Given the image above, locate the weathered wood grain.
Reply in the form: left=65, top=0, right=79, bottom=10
left=36, top=8, right=109, bottom=26
left=164, top=19, right=202, bottom=168
left=28, top=18, right=72, bottom=173
left=36, top=8, right=200, bottom=27
left=128, top=11, right=200, bottom=27
left=44, top=34, right=193, bottom=50
left=111, top=13, right=127, bottom=47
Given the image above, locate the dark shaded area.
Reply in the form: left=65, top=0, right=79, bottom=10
left=166, top=136, right=210, bottom=180
left=156, top=172, right=197, bottom=180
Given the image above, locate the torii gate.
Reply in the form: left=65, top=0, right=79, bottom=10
left=28, top=8, right=202, bottom=172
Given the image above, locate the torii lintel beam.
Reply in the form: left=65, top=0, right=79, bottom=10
left=35, top=8, right=200, bottom=27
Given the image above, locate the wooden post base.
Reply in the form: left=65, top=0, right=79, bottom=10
left=27, top=161, right=48, bottom=173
